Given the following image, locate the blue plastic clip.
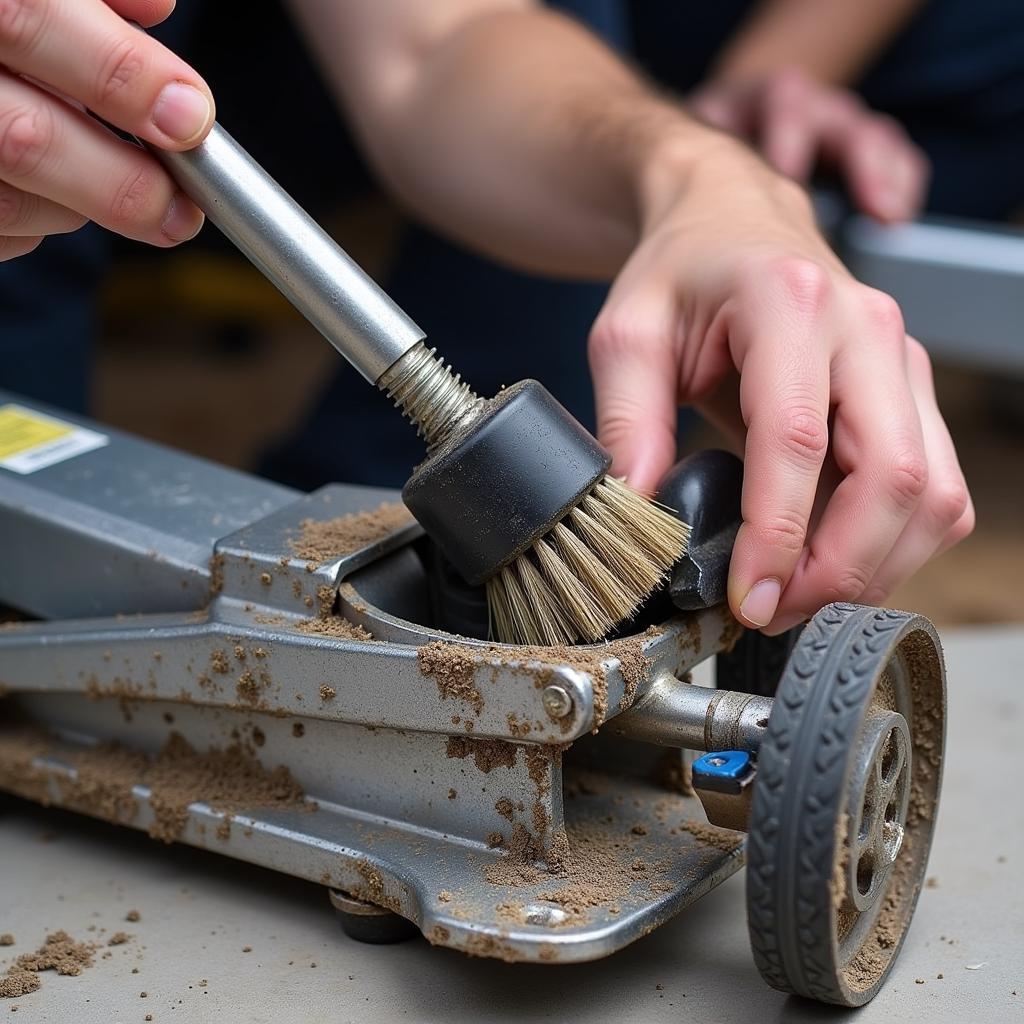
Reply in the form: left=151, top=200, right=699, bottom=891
left=692, top=750, right=754, bottom=794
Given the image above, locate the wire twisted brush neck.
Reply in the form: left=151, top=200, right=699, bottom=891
left=379, top=342, right=481, bottom=450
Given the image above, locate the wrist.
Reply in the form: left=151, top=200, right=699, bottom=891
left=633, top=120, right=728, bottom=229
left=636, top=126, right=805, bottom=236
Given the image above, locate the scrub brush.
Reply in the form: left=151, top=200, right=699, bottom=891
left=153, top=125, right=690, bottom=646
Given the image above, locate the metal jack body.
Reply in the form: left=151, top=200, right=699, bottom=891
left=0, top=392, right=766, bottom=963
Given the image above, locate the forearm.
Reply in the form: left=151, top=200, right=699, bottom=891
left=713, top=0, right=925, bottom=86
left=288, top=2, right=726, bottom=279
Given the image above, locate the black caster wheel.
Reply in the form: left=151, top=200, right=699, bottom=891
left=746, top=603, right=945, bottom=1006
left=329, top=889, right=419, bottom=945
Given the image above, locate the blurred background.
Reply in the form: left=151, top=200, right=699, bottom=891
left=13, top=1, right=1024, bottom=627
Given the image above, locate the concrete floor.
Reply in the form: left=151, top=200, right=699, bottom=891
left=1, top=626, right=1020, bottom=1022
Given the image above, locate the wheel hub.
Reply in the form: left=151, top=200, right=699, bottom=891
left=843, top=711, right=912, bottom=914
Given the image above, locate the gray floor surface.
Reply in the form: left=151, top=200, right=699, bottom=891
left=0, top=625, right=1020, bottom=1023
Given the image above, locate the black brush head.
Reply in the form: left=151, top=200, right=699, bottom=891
left=401, top=380, right=611, bottom=586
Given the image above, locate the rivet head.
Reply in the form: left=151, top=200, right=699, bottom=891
left=542, top=684, right=573, bottom=720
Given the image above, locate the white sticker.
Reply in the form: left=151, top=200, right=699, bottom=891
left=0, top=403, right=109, bottom=474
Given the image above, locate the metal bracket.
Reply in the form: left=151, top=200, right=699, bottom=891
left=691, top=750, right=756, bottom=832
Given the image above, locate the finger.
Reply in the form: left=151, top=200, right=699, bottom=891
left=0, top=73, right=203, bottom=244
left=0, top=0, right=214, bottom=149
left=845, top=125, right=924, bottom=222
left=0, top=180, right=85, bottom=235
left=760, top=71, right=817, bottom=181
left=104, top=1, right=177, bottom=30
left=879, top=134, right=929, bottom=220
left=936, top=494, right=975, bottom=555
left=726, top=260, right=832, bottom=628
left=858, top=339, right=973, bottom=604
left=589, top=282, right=681, bottom=495
left=772, top=292, right=928, bottom=623
left=0, top=232, right=42, bottom=260
left=819, top=100, right=927, bottom=222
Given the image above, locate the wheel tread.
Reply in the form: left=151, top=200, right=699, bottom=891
left=746, top=604, right=918, bottom=1005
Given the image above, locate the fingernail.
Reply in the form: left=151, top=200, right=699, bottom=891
left=739, top=578, right=782, bottom=627
left=162, top=193, right=204, bottom=242
left=152, top=82, right=211, bottom=144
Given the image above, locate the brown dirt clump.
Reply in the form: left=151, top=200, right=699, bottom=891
left=830, top=812, right=850, bottom=911
left=524, top=746, right=555, bottom=799
left=416, top=629, right=656, bottom=728
left=296, top=617, right=373, bottom=642
left=61, top=742, right=146, bottom=824
left=0, top=937, right=13, bottom=947
left=107, top=932, right=131, bottom=946
left=0, top=732, right=60, bottom=804
left=125, top=910, right=140, bottom=923
left=289, top=502, right=413, bottom=564
left=418, top=643, right=484, bottom=714
left=351, top=861, right=402, bottom=914
left=676, top=818, right=743, bottom=854
left=534, top=819, right=662, bottom=912
left=235, top=670, right=260, bottom=705
left=0, top=728, right=311, bottom=844
left=495, top=798, right=515, bottom=821
left=484, top=818, right=671, bottom=913
left=319, top=684, right=336, bottom=701
left=142, top=732, right=311, bottom=842
left=1, top=931, right=98, bottom=999
left=485, top=824, right=543, bottom=886
left=0, top=971, right=39, bottom=998
left=612, top=633, right=653, bottom=713
left=445, top=736, right=518, bottom=773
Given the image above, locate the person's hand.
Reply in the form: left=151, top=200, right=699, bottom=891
left=690, top=69, right=928, bottom=223
left=588, top=135, right=973, bottom=633
left=0, top=0, right=213, bottom=262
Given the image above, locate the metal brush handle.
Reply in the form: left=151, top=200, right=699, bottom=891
left=151, top=124, right=425, bottom=383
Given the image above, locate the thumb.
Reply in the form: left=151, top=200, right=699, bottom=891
left=588, top=293, right=679, bottom=495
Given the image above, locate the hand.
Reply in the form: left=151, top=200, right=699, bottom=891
left=588, top=136, right=973, bottom=633
left=0, top=0, right=213, bottom=262
left=690, top=69, right=928, bottom=223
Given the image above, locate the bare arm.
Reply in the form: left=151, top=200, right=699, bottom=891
left=713, top=0, right=926, bottom=86
left=286, top=0, right=713, bottom=279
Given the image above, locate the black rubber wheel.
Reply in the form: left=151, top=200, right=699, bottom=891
left=746, top=603, right=946, bottom=1006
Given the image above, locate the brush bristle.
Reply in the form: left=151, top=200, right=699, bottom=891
left=485, top=477, right=690, bottom=646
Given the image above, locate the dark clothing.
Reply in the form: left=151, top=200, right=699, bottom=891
left=3, top=0, right=1024, bottom=487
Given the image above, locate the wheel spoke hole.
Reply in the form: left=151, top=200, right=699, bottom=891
left=856, top=853, right=875, bottom=897
left=880, top=733, right=896, bottom=778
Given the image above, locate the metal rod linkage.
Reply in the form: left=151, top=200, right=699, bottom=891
left=614, top=673, right=774, bottom=753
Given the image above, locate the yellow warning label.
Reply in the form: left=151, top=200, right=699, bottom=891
left=0, top=406, right=73, bottom=459
left=0, top=404, right=108, bottom=474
